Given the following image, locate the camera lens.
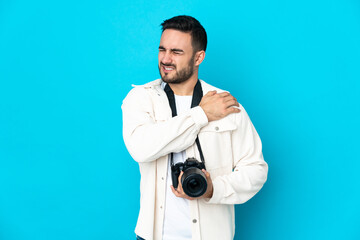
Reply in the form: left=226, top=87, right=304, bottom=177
left=181, top=167, right=207, bottom=198
left=188, top=179, right=200, bottom=189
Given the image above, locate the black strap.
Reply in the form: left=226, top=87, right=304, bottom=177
left=164, top=80, right=205, bottom=166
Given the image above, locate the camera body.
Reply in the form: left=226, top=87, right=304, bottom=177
left=171, top=157, right=207, bottom=198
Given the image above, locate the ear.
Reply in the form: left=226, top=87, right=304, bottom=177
left=194, top=50, right=205, bottom=66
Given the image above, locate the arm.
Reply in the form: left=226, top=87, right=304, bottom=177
left=122, top=87, right=208, bottom=163
left=206, top=106, right=268, bottom=204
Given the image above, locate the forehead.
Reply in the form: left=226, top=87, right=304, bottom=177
left=159, top=29, right=193, bottom=51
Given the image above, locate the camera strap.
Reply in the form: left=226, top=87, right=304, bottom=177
left=164, top=80, right=206, bottom=167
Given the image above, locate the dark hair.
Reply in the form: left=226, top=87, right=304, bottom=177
left=161, top=15, right=207, bottom=52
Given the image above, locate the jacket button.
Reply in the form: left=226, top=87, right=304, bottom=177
left=192, top=219, right=197, bottom=223
left=215, top=126, right=219, bottom=131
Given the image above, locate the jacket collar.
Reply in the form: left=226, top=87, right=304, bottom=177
left=132, top=79, right=221, bottom=95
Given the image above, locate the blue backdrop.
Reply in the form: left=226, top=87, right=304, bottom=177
left=1, top=0, right=359, bottom=239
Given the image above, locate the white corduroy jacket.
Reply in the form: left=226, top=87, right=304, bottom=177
left=122, top=79, right=268, bottom=240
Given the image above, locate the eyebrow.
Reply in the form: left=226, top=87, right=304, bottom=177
left=158, top=46, right=184, bottom=53
left=172, top=48, right=184, bottom=53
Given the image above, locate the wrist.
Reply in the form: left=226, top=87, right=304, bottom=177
left=191, top=106, right=209, bottom=126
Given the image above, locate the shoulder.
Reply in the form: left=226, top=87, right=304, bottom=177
left=199, top=80, right=256, bottom=132
left=200, top=79, right=242, bottom=113
left=130, top=79, right=162, bottom=89
left=199, top=79, right=227, bottom=94
left=123, top=79, right=163, bottom=102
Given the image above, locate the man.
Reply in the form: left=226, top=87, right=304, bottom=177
left=122, top=15, right=268, bottom=240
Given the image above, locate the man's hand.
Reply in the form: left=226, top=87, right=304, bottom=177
left=171, top=169, right=213, bottom=200
left=199, top=91, right=240, bottom=122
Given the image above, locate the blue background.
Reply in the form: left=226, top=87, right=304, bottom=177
left=1, top=0, right=359, bottom=239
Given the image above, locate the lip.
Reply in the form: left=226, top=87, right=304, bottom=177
left=162, top=65, right=175, bottom=73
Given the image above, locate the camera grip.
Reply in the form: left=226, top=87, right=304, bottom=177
left=171, top=163, right=183, bottom=189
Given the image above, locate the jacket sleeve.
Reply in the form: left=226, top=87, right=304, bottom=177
left=122, top=87, right=209, bottom=163
left=206, top=106, right=268, bottom=204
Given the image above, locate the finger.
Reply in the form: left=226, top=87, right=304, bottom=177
left=217, top=92, right=231, bottom=97
left=177, top=171, right=184, bottom=192
left=178, top=171, right=183, bottom=184
left=202, top=169, right=211, bottom=179
left=225, top=100, right=240, bottom=109
left=171, top=185, right=181, bottom=197
left=225, top=107, right=241, bottom=115
left=223, top=95, right=238, bottom=103
left=202, top=168, right=209, bottom=175
left=177, top=183, right=184, bottom=194
left=205, top=90, right=217, bottom=96
left=222, top=96, right=239, bottom=106
left=172, top=185, right=194, bottom=200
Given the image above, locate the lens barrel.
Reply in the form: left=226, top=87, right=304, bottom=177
left=181, top=167, right=207, bottom=197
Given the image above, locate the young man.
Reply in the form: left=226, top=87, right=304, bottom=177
left=122, top=15, right=268, bottom=240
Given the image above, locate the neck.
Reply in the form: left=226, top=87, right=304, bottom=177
left=168, top=73, right=198, bottom=96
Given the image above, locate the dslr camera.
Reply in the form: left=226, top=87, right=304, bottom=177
left=171, top=157, right=207, bottom=198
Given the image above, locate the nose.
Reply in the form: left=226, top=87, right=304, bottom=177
left=160, top=51, right=172, bottom=65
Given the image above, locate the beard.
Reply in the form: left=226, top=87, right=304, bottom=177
left=158, top=55, right=195, bottom=84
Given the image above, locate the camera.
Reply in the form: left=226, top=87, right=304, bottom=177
left=171, top=157, right=207, bottom=198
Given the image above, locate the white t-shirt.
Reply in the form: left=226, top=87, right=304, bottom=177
left=162, top=94, right=193, bottom=240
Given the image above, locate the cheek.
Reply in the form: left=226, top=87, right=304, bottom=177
left=158, top=52, right=165, bottom=62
